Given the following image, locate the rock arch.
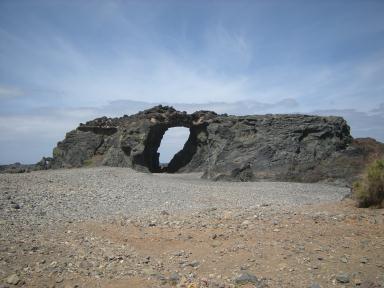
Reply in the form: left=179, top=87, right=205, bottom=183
left=51, top=105, right=369, bottom=183
left=112, top=106, right=215, bottom=173
left=139, top=124, right=199, bottom=173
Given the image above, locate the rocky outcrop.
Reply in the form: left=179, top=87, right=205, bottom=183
left=50, top=105, right=384, bottom=183
left=0, top=157, right=53, bottom=174
left=51, top=106, right=217, bottom=174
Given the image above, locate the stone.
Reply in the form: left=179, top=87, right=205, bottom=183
left=148, top=220, right=157, bottom=227
left=142, top=268, right=157, bottom=276
left=234, top=272, right=259, bottom=284
left=36, top=105, right=383, bottom=183
left=309, top=284, right=321, bottom=288
left=169, top=272, right=180, bottom=284
left=340, top=256, right=348, bottom=263
left=336, top=273, right=350, bottom=283
left=64, top=284, right=79, bottom=288
left=6, top=274, right=20, bottom=285
left=56, top=277, right=64, bottom=283
left=241, top=220, right=250, bottom=226
left=360, top=281, right=383, bottom=288
left=188, top=260, right=200, bottom=268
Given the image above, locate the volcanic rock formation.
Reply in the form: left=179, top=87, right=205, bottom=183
left=50, top=105, right=384, bottom=183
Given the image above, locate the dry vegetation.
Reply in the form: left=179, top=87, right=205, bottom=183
left=353, top=159, right=384, bottom=208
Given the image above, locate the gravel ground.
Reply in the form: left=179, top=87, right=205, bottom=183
left=3, top=167, right=383, bottom=288
left=0, top=167, right=350, bottom=223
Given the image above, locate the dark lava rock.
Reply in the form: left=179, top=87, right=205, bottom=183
left=188, top=260, right=200, bottom=267
left=336, top=273, right=350, bottom=283
left=47, top=105, right=384, bottom=183
left=360, top=281, right=383, bottom=288
left=234, top=272, right=259, bottom=284
left=168, top=272, right=180, bottom=285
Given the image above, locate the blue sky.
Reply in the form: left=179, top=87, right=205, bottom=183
left=1, top=0, right=384, bottom=164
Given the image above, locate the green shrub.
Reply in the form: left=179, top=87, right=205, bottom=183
left=83, top=159, right=93, bottom=167
left=52, top=147, right=61, bottom=158
left=353, top=159, right=384, bottom=208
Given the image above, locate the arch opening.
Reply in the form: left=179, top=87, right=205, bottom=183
left=135, top=124, right=204, bottom=173
left=158, top=127, right=190, bottom=172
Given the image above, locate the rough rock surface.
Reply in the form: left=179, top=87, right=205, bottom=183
left=52, top=106, right=216, bottom=173
left=0, top=157, right=53, bottom=174
left=49, top=105, right=383, bottom=183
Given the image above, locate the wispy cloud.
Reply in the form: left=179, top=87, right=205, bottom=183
left=1, top=0, right=383, bottom=163
left=1, top=1, right=383, bottom=109
left=0, top=85, right=23, bottom=99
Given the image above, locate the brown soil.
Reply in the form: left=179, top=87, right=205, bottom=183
left=2, top=199, right=383, bottom=288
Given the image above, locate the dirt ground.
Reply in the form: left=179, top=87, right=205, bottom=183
left=1, top=199, right=383, bottom=288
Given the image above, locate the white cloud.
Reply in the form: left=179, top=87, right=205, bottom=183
left=0, top=85, right=23, bottom=99
left=41, top=48, right=384, bottom=112
left=1, top=1, right=384, bottom=163
left=1, top=4, right=383, bottom=110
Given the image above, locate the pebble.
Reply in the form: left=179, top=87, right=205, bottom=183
left=241, top=220, right=250, bottom=226
left=340, top=256, right=348, bottom=263
left=336, top=273, right=350, bottom=283
left=6, top=274, right=20, bottom=285
left=234, top=272, right=259, bottom=284
left=56, top=277, right=64, bottom=283
left=169, top=272, right=180, bottom=284
left=360, top=281, right=383, bottom=288
left=188, top=260, right=200, bottom=268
